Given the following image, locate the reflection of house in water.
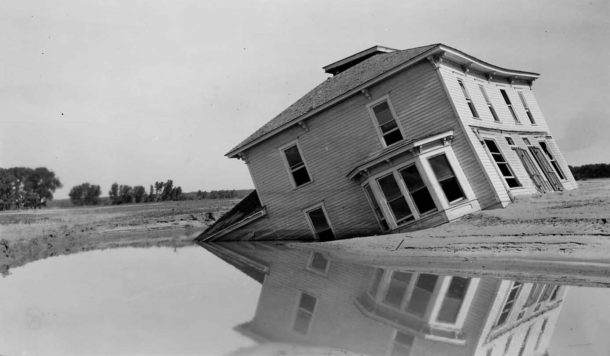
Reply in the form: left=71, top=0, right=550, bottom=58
left=203, top=242, right=567, bottom=356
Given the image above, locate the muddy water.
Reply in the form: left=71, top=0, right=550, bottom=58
left=0, top=243, right=608, bottom=356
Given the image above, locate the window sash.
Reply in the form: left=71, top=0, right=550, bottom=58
left=399, top=165, right=437, bottom=215
left=294, top=292, right=317, bottom=334
left=500, top=89, right=520, bottom=123
left=282, top=144, right=311, bottom=187
left=539, top=142, right=566, bottom=179
left=518, top=91, right=536, bottom=124
left=458, top=79, right=479, bottom=118
left=496, top=282, right=522, bottom=327
left=479, top=84, right=500, bottom=122
left=428, top=154, right=466, bottom=203
left=371, top=100, right=403, bottom=146
left=436, top=277, right=471, bottom=324
left=306, top=207, right=335, bottom=241
left=484, top=140, right=521, bottom=188
left=363, top=184, right=389, bottom=231
left=378, top=174, right=414, bottom=224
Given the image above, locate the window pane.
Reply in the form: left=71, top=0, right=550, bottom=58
left=429, top=155, right=455, bottom=182
left=437, top=277, right=471, bottom=323
left=498, top=164, right=513, bottom=177
left=370, top=268, right=384, bottom=296
left=440, top=178, right=465, bottom=202
left=373, top=101, right=395, bottom=125
left=383, top=129, right=403, bottom=146
left=406, top=274, right=438, bottom=317
left=411, top=189, right=437, bottom=214
left=391, top=332, right=414, bottom=356
left=284, top=145, right=304, bottom=168
left=506, top=178, right=520, bottom=188
left=310, top=252, right=328, bottom=272
left=308, top=208, right=333, bottom=241
left=294, top=309, right=312, bottom=334
left=299, top=293, right=317, bottom=312
left=501, top=89, right=511, bottom=104
left=292, top=167, right=311, bottom=186
left=485, top=139, right=500, bottom=154
left=380, top=120, right=398, bottom=134
left=401, top=165, right=425, bottom=191
left=317, top=228, right=335, bottom=242
left=384, top=271, right=412, bottom=308
left=388, top=198, right=413, bottom=222
left=379, top=175, right=403, bottom=200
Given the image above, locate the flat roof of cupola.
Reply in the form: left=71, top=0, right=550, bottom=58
left=323, top=45, right=397, bottom=75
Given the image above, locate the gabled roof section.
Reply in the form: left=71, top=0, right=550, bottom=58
left=226, top=43, right=540, bottom=158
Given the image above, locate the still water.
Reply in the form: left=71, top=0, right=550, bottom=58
left=0, top=243, right=608, bottom=356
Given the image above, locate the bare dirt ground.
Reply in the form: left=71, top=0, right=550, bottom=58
left=310, top=179, right=610, bottom=287
left=0, top=199, right=236, bottom=275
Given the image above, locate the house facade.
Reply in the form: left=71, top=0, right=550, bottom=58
left=199, top=44, right=576, bottom=242
left=204, top=242, right=567, bottom=356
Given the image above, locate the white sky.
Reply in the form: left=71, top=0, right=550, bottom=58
left=0, top=0, right=608, bottom=199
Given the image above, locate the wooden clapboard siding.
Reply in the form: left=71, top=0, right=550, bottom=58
left=244, top=61, right=476, bottom=240
left=542, top=137, right=578, bottom=190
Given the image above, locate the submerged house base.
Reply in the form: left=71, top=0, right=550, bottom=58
left=197, top=43, right=576, bottom=242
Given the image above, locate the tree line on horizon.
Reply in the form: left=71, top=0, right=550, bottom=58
left=0, top=167, right=62, bottom=211
left=569, top=164, right=610, bottom=181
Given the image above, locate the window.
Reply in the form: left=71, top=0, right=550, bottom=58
left=282, top=143, right=311, bottom=187
left=524, top=284, right=543, bottom=308
left=384, top=271, right=413, bottom=308
left=518, top=326, right=532, bottom=356
left=484, top=139, right=521, bottom=188
left=293, top=292, right=317, bottom=334
left=399, top=165, right=437, bottom=215
left=307, top=252, right=329, bottom=275
left=406, top=274, right=438, bottom=317
left=505, top=137, right=515, bottom=146
left=495, top=281, right=522, bottom=327
left=504, top=335, right=513, bottom=355
left=390, top=331, right=414, bottom=356
left=428, top=154, right=466, bottom=203
left=377, top=174, right=414, bottom=225
left=518, top=91, right=536, bottom=124
left=480, top=85, right=500, bottom=122
left=436, top=277, right=471, bottom=324
left=522, top=137, right=531, bottom=146
left=305, top=206, right=335, bottom=241
left=500, top=89, right=520, bottom=123
left=369, top=268, right=385, bottom=297
left=370, top=100, right=403, bottom=146
left=458, top=79, right=479, bottom=118
left=538, top=284, right=554, bottom=303
left=539, top=142, right=566, bottom=179
left=363, top=184, right=390, bottom=231
left=535, top=319, right=548, bottom=350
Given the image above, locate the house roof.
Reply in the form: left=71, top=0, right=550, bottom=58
left=226, top=43, right=540, bottom=158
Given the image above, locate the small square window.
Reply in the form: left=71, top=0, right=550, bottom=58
left=506, top=137, right=515, bottom=146
left=305, top=206, right=335, bottom=241
left=308, top=252, right=329, bottom=275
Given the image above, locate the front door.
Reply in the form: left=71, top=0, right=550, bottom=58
left=528, top=146, right=563, bottom=191
left=514, top=147, right=552, bottom=193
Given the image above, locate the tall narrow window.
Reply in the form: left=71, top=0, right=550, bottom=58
left=539, top=142, right=566, bottom=179
left=369, top=268, right=385, bottom=297
left=535, top=319, right=548, bottom=350
left=406, top=274, right=438, bottom=317
left=436, top=277, right=471, bottom=324
left=390, top=331, right=414, bottom=356
left=495, top=281, right=522, bottom=327
left=293, top=292, right=317, bottom=334
left=480, top=85, right=500, bottom=122
left=518, top=91, right=536, bottom=124
left=484, top=139, right=521, bottom=188
left=428, top=154, right=466, bottom=203
left=307, top=252, right=329, bottom=275
left=383, top=271, right=412, bottom=308
left=377, top=174, right=413, bottom=225
left=500, top=89, right=520, bottom=123
left=399, top=165, right=437, bottom=215
left=458, top=79, right=479, bottom=118
left=305, top=206, right=335, bottom=241
left=371, top=100, right=403, bottom=147
left=363, top=184, right=389, bottom=231
left=282, top=144, right=311, bottom=187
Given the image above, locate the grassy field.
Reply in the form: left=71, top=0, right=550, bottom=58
left=0, top=199, right=238, bottom=275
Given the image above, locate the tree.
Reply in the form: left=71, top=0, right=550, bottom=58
left=133, top=185, right=147, bottom=203
left=119, top=185, right=133, bottom=204
left=0, top=167, right=62, bottom=210
left=109, top=183, right=119, bottom=205
left=69, top=183, right=101, bottom=206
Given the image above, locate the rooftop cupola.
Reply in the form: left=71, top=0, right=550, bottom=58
left=323, top=45, right=397, bottom=76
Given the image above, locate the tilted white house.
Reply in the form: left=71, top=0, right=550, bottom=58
left=199, top=44, right=576, bottom=242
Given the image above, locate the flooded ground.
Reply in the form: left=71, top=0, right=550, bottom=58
left=1, top=242, right=608, bottom=356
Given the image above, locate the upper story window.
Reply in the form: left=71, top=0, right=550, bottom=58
left=293, top=292, right=317, bottom=334
left=500, top=89, right=520, bottom=124
left=539, top=142, right=566, bottom=180
left=517, top=91, right=536, bottom=124
left=479, top=85, right=500, bottom=122
left=369, top=99, right=404, bottom=147
left=436, top=276, right=471, bottom=324
left=505, top=137, right=515, bottom=146
left=377, top=174, right=414, bottom=225
left=428, top=154, right=466, bottom=203
left=305, top=205, right=335, bottom=241
left=495, top=281, right=522, bottom=328
left=484, top=139, right=522, bottom=188
left=399, top=164, right=437, bottom=215
left=281, top=143, right=311, bottom=188
left=458, top=79, right=479, bottom=118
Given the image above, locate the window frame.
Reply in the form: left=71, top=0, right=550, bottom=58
left=499, top=88, right=521, bottom=124
left=362, top=183, right=390, bottom=231
left=429, top=276, right=479, bottom=329
left=517, top=91, right=536, bottom=125
left=458, top=78, right=479, bottom=119
left=306, top=251, right=330, bottom=276
left=303, top=202, right=335, bottom=241
left=494, top=281, right=522, bottom=328
left=483, top=138, right=522, bottom=189
left=367, top=95, right=406, bottom=148
left=538, top=140, right=567, bottom=181
left=279, top=140, right=313, bottom=189
left=292, top=291, right=318, bottom=335
left=427, top=153, right=467, bottom=205
left=479, top=84, right=500, bottom=122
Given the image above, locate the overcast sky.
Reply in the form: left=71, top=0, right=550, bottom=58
left=1, top=0, right=608, bottom=199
